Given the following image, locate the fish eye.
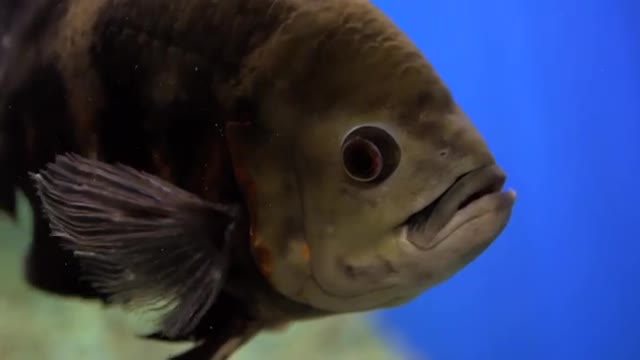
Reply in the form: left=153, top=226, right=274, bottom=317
left=341, top=126, right=401, bottom=184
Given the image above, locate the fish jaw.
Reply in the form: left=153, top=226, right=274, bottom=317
left=404, top=164, right=513, bottom=250
left=400, top=166, right=517, bottom=290
left=296, top=164, right=516, bottom=313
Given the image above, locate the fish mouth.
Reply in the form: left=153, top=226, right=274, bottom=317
left=403, top=164, right=513, bottom=250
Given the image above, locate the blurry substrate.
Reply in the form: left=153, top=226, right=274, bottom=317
left=0, top=194, right=412, bottom=360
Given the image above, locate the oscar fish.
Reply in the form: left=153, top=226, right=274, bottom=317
left=0, top=0, right=517, bottom=359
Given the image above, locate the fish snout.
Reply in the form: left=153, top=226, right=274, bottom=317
left=404, top=164, right=514, bottom=250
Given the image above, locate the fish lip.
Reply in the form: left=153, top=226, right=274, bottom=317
left=404, top=164, right=510, bottom=250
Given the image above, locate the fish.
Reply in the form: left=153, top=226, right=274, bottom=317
left=0, top=0, right=517, bottom=359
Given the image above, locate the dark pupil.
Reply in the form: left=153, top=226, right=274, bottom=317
left=341, top=126, right=401, bottom=184
left=343, top=138, right=381, bottom=181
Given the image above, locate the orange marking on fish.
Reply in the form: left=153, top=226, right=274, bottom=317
left=301, top=243, right=311, bottom=261
left=225, top=121, right=269, bottom=275
left=253, top=243, right=273, bottom=279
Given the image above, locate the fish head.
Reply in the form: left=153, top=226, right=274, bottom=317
left=226, top=1, right=516, bottom=313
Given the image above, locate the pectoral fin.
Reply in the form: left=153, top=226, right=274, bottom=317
left=31, top=153, right=240, bottom=339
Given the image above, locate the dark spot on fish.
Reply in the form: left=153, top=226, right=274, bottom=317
left=414, top=90, right=435, bottom=110
left=339, top=257, right=398, bottom=283
left=337, top=184, right=378, bottom=208
left=366, top=199, right=378, bottom=208
left=343, top=263, right=357, bottom=279
left=382, top=258, right=398, bottom=275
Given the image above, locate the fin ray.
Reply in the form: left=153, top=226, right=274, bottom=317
left=31, top=153, right=239, bottom=338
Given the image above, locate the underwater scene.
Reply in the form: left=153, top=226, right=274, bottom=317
left=0, top=195, right=417, bottom=360
left=0, top=0, right=638, bottom=360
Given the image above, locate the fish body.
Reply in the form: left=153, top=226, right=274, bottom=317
left=0, top=0, right=516, bottom=359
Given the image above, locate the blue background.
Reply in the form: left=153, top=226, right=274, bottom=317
left=373, top=1, right=640, bottom=359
